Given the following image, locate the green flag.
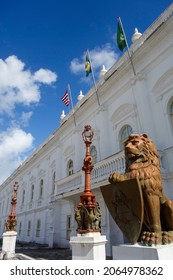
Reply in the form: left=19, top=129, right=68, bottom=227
left=85, top=53, right=92, bottom=76
left=117, top=21, right=127, bottom=51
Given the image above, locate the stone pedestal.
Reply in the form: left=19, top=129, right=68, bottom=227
left=70, top=232, right=107, bottom=260
left=0, top=231, right=17, bottom=259
left=112, top=243, right=173, bottom=260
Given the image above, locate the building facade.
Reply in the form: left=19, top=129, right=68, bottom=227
left=0, top=4, right=173, bottom=257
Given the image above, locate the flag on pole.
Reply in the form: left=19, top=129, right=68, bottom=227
left=85, top=52, right=92, bottom=76
left=117, top=20, right=127, bottom=51
left=61, top=90, right=70, bottom=106
left=67, top=83, right=77, bottom=127
left=85, top=49, right=100, bottom=106
left=117, top=17, right=136, bottom=75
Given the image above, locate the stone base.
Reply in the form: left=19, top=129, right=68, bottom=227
left=70, top=232, right=107, bottom=260
left=112, top=243, right=173, bottom=260
left=0, top=231, right=17, bottom=259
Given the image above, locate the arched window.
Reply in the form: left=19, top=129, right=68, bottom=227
left=167, top=99, right=173, bottom=133
left=18, top=222, right=22, bottom=236
left=30, top=184, right=34, bottom=202
left=66, top=215, right=72, bottom=240
left=2, top=201, right=4, bottom=213
left=119, top=125, right=133, bottom=150
left=39, top=179, right=44, bottom=198
left=22, top=190, right=25, bottom=205
left=170, top=101, right=173, bottom=126
left=52, top=171, right=56, bottom=194
left=27, top=220, right=31, bottom=236
left=6, top=197, right=9, bottom=213
left=90, top=145, right=97, bottom=164
left=36, top=219, right=41, bottom=237
left=67, top=160, right=73, bottom=176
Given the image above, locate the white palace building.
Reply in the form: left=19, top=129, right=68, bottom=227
left=0, top=4, right=173, bottom=257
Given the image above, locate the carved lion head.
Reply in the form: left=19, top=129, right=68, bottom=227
left=124, top=134, right=159, bottom=168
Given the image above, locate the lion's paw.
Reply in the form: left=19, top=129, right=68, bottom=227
left=162, top=231, right=173, bottom=245
left=141, top=231, right=173, bottom=246
left=109, top=173, right=125, bottom=184
left=141, top=231, right=162, bottom=246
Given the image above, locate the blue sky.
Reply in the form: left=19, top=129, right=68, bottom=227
left=0, top=0, right=172, bottom=183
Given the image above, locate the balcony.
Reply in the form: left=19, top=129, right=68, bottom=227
left=55, top=170, right=83, bottom=198
left=55, top=151, right=125, bottom=198
left=54, top=148, right=167, bottom=200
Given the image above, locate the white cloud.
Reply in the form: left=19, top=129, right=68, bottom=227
left=70, top=58, right=84, bottom=74
left=0, top=55, right=57, bottom=115
left=0, top=127, right=34, bottom=184
left=0, top=55, right=57, bottom=184
left=90, top=45, right=118, bottom=69
left=34, top=68, right=57, bottom=84
left=20, top=111, right=33, bottom=127
left=70, top=44, right=118, bottom=77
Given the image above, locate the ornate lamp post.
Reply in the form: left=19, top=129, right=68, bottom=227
left=5, top=182, right=19, bottom=232
left=75, top=125, right=101, bottom=233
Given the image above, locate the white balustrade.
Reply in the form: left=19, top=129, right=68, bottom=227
left=55, top=149, right=166, bottom=197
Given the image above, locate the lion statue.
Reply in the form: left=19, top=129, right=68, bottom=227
left=109, top=133, right=173, bottom=246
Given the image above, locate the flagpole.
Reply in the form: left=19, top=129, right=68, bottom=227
left=117, top=17, right=136, bottom=76
left=86, top=49, right=101, bottom=106
left=67, top=84, right=77, bottom=127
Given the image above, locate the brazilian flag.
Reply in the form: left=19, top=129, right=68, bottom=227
left=85, top=53, right=92, bottom=76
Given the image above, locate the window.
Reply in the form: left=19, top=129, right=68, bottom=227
left=18, top=222, right=22, bottom=236
left=170, top=101, right=173, bottom=127
left=6, top=197, right=9, bottom=213
left=39, top=179, right=43, bottom=198
left=27, top=220, right=31, bottom=236
left=119, top=125, right=133, bottom=150
left=66, top=215, right=72, bottom=240
left=67, top=160, right=73, bottom=176
left=52, top=171, right=56, bottom=194
left=22, top=190, right=25, bottom=204
left=167, top=99, right=173, bottom=132
left=90, top=145, right=97, bottom=164
left=36, top=219, right=41, bottom=237
left=30, top=184, right=34, bottom=202
left=2, top=201, right=4, bottom=213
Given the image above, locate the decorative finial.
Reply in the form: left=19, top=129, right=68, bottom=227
left=78, top=90, right=84, bottom=101
left=99, top=65, right=107, bottom=78
left=132, top=28, right=142, bottom=43
left=60, top=110, right=66, bottom=120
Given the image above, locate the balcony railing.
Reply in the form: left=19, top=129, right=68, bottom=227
left=91, top=151, right=125, bottom=186
left=55, top=151, right=125, bottom=196
left=55, top=148, right=168, bottom=198
left=55, top=170, right=83, bottom=196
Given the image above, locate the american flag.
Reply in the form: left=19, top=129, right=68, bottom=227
left=61, top=90, right=70, bottom=106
